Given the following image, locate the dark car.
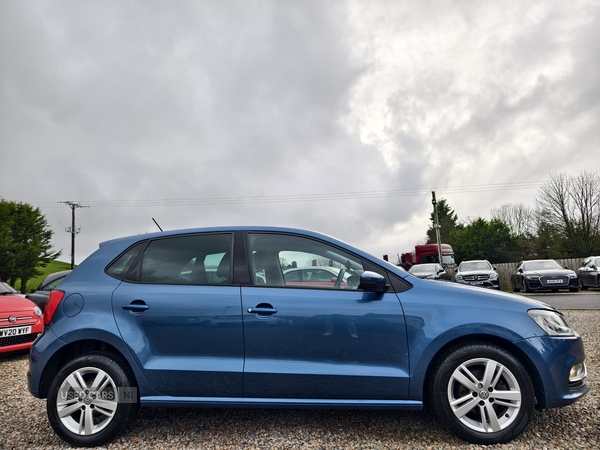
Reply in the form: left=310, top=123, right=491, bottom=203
left=577, top=256, right=600, bottom=290
left=408, top=263, right=450, bottom=280
left=28, top=227, right=588, bottom=447
left=25, top=270, right=71, bottom=311
left=455, top=260, right=500, bottom=289
left=511, top=259, right=579, bottom=293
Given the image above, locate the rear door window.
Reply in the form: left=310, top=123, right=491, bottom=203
left=124, top=234, right=233, bottom=285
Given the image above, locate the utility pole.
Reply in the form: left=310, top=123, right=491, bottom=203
left=60, top=201, right=88, bottom=269
left=431, top=191, right=443, bottom=266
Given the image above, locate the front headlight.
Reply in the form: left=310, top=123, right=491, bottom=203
left=34, top=306, right=43, bottom=318
left=489, top=273, right=499, bottom=280
left=528, top=310, right=575, bottom=336
left=455, top=274, right=463, bottom=281
left=525, top=275, right=539, bottom=280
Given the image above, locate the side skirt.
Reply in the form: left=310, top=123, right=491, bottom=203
left=140, top=397, right=423, bottom=410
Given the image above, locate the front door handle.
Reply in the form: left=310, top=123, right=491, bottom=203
left=247, top=303, right=277, bottom=316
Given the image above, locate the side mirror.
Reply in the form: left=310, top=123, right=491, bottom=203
left=518, top=268, right=523, bottom=273
left=359, top=271, right=389, bottom=293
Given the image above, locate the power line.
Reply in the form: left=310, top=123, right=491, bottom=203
left=31, top=181, right=543, bottom=209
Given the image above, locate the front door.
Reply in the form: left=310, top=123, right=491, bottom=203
left=241, top=232, right=409, bottom=400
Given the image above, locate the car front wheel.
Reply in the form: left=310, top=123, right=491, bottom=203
left=430, top=342, right=535, bottom=445
left=47, top=353, right=139, bottom=447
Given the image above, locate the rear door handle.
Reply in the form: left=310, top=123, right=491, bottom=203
left=122, top=302, right=150, bottom=312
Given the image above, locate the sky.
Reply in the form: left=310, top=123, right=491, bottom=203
left=1, top=0, right=600, bottom=265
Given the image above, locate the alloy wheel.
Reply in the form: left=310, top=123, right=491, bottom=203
left=447, top=357, right=522, bottom=433
left=55, top=366, right=119, bottom=436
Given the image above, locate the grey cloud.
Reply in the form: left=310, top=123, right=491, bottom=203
left=1, top=0, right=599, bottom=263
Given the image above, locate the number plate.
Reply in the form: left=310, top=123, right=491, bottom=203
left=546, top=279, right=564, bottom=284
left=471, top=281, right=484, bottom=285
left=0, top=326, right=32, bottom=337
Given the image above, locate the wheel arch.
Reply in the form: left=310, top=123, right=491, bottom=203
left=38, top=339, right=134, bottom=398
left=422, top=334, right=545, bottom=409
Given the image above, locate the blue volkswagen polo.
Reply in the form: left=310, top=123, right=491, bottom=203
left=27, top=227, right=588, bottom=446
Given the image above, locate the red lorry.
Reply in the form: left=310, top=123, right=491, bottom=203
left=399, top=244, right=456, bottom=270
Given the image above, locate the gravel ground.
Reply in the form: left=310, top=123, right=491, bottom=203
left=0, top=310, right=598, bottom=449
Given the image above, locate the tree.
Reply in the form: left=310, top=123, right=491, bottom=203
left=535, top=171, right=600, bottom=257
left=0, top=199, right=61, bottom=291
left=490, top=203, right=536, bottom=238
left=490, top=203, right=537, bottom=259
left=426, top=199, right=461, bottom=244
left=0, top=201, right=15, bottom=282
left=450, top=218, right=519, bottom=264
left=530, top=219, right=565, bottom=259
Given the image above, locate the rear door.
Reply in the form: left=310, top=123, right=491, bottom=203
left=111, top=233, right=244, bottom=397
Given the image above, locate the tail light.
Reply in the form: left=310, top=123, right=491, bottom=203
left=44, top=290, right=65, bottom=326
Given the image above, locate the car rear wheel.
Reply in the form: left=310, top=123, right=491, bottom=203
left=47, top=353, right=139, bottom=447
left=430, top=343, right=534, bottom=445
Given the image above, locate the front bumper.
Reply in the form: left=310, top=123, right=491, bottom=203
left=516, top=334, right=589, bottom=409
left=455, top=278, right=500, bottom=289
left=524, top=277, right=579, bottom=291
left=0, top=326, right=43, bottom=355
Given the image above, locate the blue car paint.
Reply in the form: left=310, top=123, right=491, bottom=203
left=112, top=282, right=244, bottom=397
left=28, top=226, right=589, bottom=413
left=241, top=286, right=409, bottom=400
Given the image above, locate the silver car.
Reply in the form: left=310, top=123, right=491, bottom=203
left=455, top=260, right=500, bottom=289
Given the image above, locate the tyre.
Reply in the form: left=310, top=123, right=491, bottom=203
left=47, top=353, right=139, bottom=447
left=430, top=342, right=535, bottom=445
left=522, top=281, right=529, bottom=293
left=511, top=282, right=519, bottom=292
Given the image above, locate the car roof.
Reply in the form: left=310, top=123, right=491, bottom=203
left=99, top=226, right=338, bottom=246
left=522, top=259, right=557, bottom=263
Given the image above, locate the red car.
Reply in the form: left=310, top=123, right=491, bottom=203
left=0, top=283, right=43, bottom=354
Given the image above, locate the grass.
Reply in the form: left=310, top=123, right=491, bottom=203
left=14, top=260, right=73, bottom=293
